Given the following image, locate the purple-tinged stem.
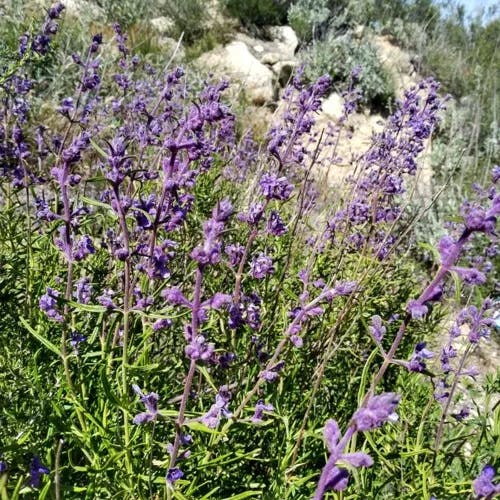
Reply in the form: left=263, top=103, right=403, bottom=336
left=169, top=265, right=203, bottom=472
left=365, top=230, right=470, bottom=402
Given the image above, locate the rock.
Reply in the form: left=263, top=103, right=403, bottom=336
left=267, top=26, right=298, bottom=58
left=352, top=24, right=365, bottom=39
left=150, top=16, right=175, bottom=36
left=370, top=35, right=417, bottom=98
left=321, top=93, right=344, bottom=121
left=261, top=52, right=282, bottom=65
left=196, top=41, right=276, bottom=105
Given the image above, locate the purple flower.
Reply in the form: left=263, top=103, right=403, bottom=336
left=407, top=300, right=428, bottom=320
left=48, top=2, right=65, bottom=19
left=267, top=210, right=287, bottom=236
left=352, top=393, right=400, bottom=431
left=0, top=461, right=7, bottom=473
left=260, top=361, right=285, bottom=382
left=322, top=419, right=374, bottom=492
left=39, top=287, right=63, bottom=322
left=473, top=465, right=500, bottom=499
left=259, top=173, right=294, bottom=201
left=251, top=400, right=274, bottom=423
left=200, top=386, right=232, bottom=428
left=153, top=318, right=173, bottom=331
left=70, top=332, right=86, bottom=354
left=132, top=385, right=159, bottom=424
left=162, top=287, right=191, bottom=307
left=225, top=243, right=245, bottom=267
left=451, top=266, right=487, bottom=286
left=28, top=456, right=49, bottom=488
left=492, top=165, right=500, bottom=184
left=250, top=253, right=274, bottom=279
left=407, top=342, right=434, bottom=373
left=369, top=315, right=386, bottom=342
left=238, top=202, right=265, bottom=226
left=185, top=335, right=215, bottom=361
left=58, top=97, right=74, bottom=115
left=166, top=467, right=184, bottom=484
left=73, top=235, right=95, bottom=261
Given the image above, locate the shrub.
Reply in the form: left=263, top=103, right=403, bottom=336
left=301, top=34, right=396, bottom=110
left=96, top=0, right=159, bottom=29
left=223, top=0, right=292, bottom=30
left=161, top=0, right=208, bottom=45
left=287, top=0, right=330, bottom=42
left=0, top=6, right=498, bottom=500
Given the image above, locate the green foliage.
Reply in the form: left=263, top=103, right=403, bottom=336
left=223, top=0, right=292, bottom=30
left=302, top=34, right=395, bottom=110
left=96, top=0, right=159, bottom=29
left=0, top=2, right=498, bottom=499
left=161, top=0, right=208, bottom=45
left=287, top=0, right=330, bottom=42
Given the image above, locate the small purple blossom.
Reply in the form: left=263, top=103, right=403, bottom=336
left=259, top=173, right=294, bottom=201
left=407, top=342, right=434, bottom=373
left=473, top=465, right=500, bottom=499
left=39, top=287, right=63, bottom=322
left=28, top=456, right=49, bottom=488
left=407, top=300, right=428, bottom=320
left=199, top=386, right=232, bottom=428
left=97, top=289, right=116, bottom=309
left=369, top=315, right=386, bottom=342
left=251, top=400, right=274, bottom=423
left=322, top=419, right=374, bottom=492
left=185, top=335, right=214, bottom=361
left=70, top=332, right=86, bottom=354
left=250, top=253, right=274, bottom=279
left=132, top=384, right=159, bottom=424
left=260, top=361, right=285, bottom=382
left=166, top=467, right=184, bottom=484
left=238, top=202, right=265, bottom=226
left=267, top=210, right=288, bottom=236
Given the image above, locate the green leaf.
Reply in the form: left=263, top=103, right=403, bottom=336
left=184, top=421, right=222, bottom=434
left=20, top=317, right=61, bottom=357
left=223, top=491, right=263, bottom=500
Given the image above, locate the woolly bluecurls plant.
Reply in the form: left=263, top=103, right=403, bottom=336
left=0, top=4, right=498, bottom=498
left=315, top=169, right=499, bottom=498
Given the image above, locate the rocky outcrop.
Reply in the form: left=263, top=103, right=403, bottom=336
left=195, top=26, right=299, bottom=106
left=196, top=41, right=276, bottom=105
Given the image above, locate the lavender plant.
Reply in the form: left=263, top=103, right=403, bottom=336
left=0, top=5, right=498, bottom=499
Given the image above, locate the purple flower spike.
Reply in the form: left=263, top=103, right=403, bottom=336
left=0, top=461, right=7, bottom=473
left=321, top=419, right=373, bottom=492
left=166, top=467, right=184, bottom=484
left=132, top=384, right=159, bottom=425
left=473, top=465, right=500, bottom=499
left=28, top=456, right=49, bottom=488
left=352, top=392, right=400, bottom=431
